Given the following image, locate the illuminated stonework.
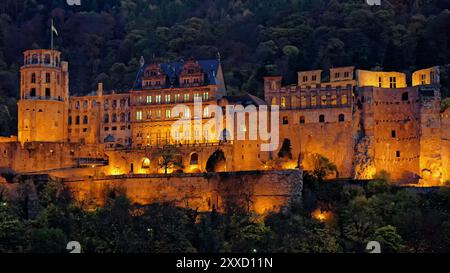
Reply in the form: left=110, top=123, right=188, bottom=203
left=0, top=49, right=448, bottom=190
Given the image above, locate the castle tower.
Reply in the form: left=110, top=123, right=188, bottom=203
left=18, top=49, right=69, bottom=143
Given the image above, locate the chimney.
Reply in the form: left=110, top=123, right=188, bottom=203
left=98, top=82, right=103, bottom=97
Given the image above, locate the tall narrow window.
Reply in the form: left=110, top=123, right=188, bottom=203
left=136, top=111, right=143, bottom=121
left=378, top=77, right=382, bottom=87
left=281, top=97, right=286, bottom=108
left=45, top=88, right=51, bottom=97
left=46, top=73, right=51, bottom=83
left=31, top=73, right=36, bottom=83
left=389, top=77, right=397, bottom=88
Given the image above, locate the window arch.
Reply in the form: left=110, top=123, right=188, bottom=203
left=120, top=113, right=126, bottom=122
left=190, top=153, right=199, bottom=165
left=281, top=97, right=286, bottom=108
left=142, top=158, right=150, bottom=169
left=271, top=97, right=277, bottom=105
left=103, top=113, right=109, bottom=123
left=319, top=114, right=325, bottom=123
left=83, top=115, right=88, bottom=124
left=68, top=116, right=72, bottom=125
left=112, top=113, right=118, bottom=123
left=338, top=114, right=345, bottom=122
left=75, top=116, right=80, bottom=125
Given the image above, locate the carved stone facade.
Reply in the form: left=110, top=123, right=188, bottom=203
left=0, top=49, right=449, bottom=187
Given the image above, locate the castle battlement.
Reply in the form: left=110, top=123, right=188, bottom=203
left=0, top=49, right=447, bottom=186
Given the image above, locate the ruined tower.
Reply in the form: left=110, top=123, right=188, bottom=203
left=18, top=49, right=69, bottom=143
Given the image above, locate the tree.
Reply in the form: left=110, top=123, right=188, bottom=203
left=370, top=225, right=405, bottom=253
left=310, top=154, right=337, bottom=181
left=154, top=146, right=183, bottom=174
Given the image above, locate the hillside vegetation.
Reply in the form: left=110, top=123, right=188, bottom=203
left=1, top=0, right=450, bottom=136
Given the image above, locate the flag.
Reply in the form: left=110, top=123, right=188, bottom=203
left=51, top=22, right=58, bottom=36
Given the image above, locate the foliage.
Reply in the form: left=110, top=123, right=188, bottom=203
left=1, top=0, right=450, bottom=136
left=310, top=154, right=338, bottom=181
left=154, top=145, right=183, bottom=174
left=1, top=173, right=450, bottom=253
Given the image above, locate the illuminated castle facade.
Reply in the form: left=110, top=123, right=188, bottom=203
left=1, top=49, right=449, bottom=186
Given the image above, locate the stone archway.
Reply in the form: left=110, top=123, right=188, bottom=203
left=206, top=149, right=226, bottom=172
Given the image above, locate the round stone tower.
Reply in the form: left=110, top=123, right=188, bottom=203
left=18, top=49, right=69, bottom=143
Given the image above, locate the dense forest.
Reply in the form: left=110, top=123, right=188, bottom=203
left=1, top=0, right=450, bottom=136
left=1, top=172, right=450, bottom=253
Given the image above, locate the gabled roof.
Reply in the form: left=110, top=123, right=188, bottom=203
left=133, top=59, right=220, bottom=89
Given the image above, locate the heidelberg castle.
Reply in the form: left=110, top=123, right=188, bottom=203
left=0, top=48, right=449, bottom=186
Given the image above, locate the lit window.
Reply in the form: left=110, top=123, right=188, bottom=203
left=142, top=158, right=150, bottom=169
left=271, top=97, right=277, bottom=105
left=341, top=94, right=348, bottom=105
left=156, top=95, right=161, bottom=103
left=203, top=92, right=209, bottom=101
left=165, top=109, right=171, bottom=118
left=184, top=94, right=189, bottom=101
left=146, top=96, right=152, bottom=104
left=136, top=111, right=143, bottom=121
left=321, top=95, right=327, bottom=106
left=281, top=97, right=286, bottom=108
left=311, top=95, right=317, bottom=107
left=184, top=108, right=190, bottom=118
left=165, top=94, right=171, bottom=103
left=389, top=77, right=397, bottom=88
left=301, top=96, right=306, bottom=107
left=156, top=110, right=161, bottom=119
left=331, top=95, right=337, bottom=106
left=203, top=106, right=210, bottom=117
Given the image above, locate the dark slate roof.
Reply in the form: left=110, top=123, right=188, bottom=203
left=222, top=94, right=267, bottom=107
left=133, top=59, right=220, bottom=90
